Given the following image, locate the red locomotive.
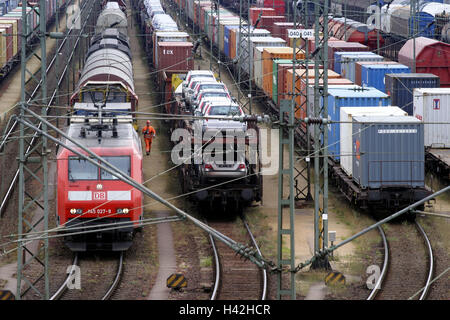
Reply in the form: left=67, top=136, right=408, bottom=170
left=56, top=118, right=143, bottom=251
left=56, top=2, right=143, bottom=251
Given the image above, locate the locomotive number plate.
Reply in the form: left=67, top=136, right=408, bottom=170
left=86, top=208, right=112, bottom=215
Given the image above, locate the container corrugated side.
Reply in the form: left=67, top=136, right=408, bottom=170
left=340, top=54, right=384, bottom=83
left=413, top=88, right=450, bottom=148
left=361, top=64, right=410, bottom=92
left=334, top=51, right=380, bottom=75
left=385, top=73, right=440, bottom=116
left=340, top=106, right=408, bottom=177
left=352, top=116, right=424, bottom=189
left=307, top=85, right=391, bottom=161
left=254, top=47, right=265, bottom=90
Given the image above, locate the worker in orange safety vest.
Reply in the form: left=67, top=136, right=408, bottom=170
left=142, top=120, right=156, bottom=155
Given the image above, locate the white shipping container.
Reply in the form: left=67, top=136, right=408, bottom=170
left=214, top=18, right=240, bottom=47
left=340, top=106, right=408, bottom=177
left=254, top=47, right=265, bottom=90
left=240, top=37, right=286, bottom=75
left=235, top=29, right=270, bottom=60
left=413, top=88, right=450, bottom=148
left=340, top=54, right=384, bottom=82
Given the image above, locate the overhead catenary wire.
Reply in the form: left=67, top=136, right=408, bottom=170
left=10, top=105, right=265, bottom=267
left=1, top=1, right=448, bottom=278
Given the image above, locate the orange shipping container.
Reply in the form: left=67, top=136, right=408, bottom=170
left=262, top=47, right=305, bottom=98
left=230, top=28, right=238, bottom=60
left=298, top=77, right=353, bottom=129
left=284, top=68, right=341, bottom=120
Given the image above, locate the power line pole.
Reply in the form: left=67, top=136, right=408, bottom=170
left=17, top=0, right=50, bottom=300
left=237, top=0, right=252, bottom=114
left=15, top=0, right=98, bottom=299
left=276, top=0, right=316, bottom=300
left=410, top=0, right=418, bottom=72
left=209, top=0, right=221, bottom=79
left=311, top=0, right=331, bottom=270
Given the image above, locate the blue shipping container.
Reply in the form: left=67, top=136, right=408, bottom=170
left=312, top=85, right=391, bottom=161
left=334, top=51, right=379, bottom=74
left=361, top=64, right=410, bottom=92
left=340, top=53, right=383, bottom=82
left=224, top=25, right=239, bottom=58
left=384, top=73, right=440, bottom=115
left=352, top=115, right=424, bottom=189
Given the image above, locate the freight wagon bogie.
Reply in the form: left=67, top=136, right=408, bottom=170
left=329, top=162, right=428, bottom=220
left=63, top=218, right=135, bottom=252
left=425, top=149, right=450, bottom=181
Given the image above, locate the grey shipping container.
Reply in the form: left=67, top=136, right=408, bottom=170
left=352, top=115, right=425, bottom=189
left=385, top=73, right=440, bottom=115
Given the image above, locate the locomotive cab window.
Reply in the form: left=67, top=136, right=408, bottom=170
left=68, top=157, right=98, bottom=180
left=100, top=156, right=131, bottom=180
left=108, top=90, right=127, bottom=103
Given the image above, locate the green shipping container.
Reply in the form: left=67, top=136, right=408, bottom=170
left=272, top=59, right=314, bottom=104
left=272, top=59, right=298, bottom=105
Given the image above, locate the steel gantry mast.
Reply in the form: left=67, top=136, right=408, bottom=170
left=16, top=0, right=50, bottom=300
left=209, top=0, right=221, bottom=79
left=276, top=0, right=330, bottom=299
left=237, top=0, right=253, bottom=113
left=311, top=0, right=330, bottom=270
left=15, top=0, right=98, bottom=299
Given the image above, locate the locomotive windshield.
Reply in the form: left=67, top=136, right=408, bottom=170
left=68, top=157, right=98, bottom=180
left=68, top=156, right=130, bottom=181
left=82, top=87, right=127, bottom=103
left=100, top=156, right=131, bottom=180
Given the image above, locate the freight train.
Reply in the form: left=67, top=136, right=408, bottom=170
left=56, top=1, right=144, bottom=251
left=161, top=0, right=438, bottom=213
left=132, top=0, right=264, bottom=210
left=324, top=0, right=450, bottom=57
left=0, top=0, right=69, bottom=80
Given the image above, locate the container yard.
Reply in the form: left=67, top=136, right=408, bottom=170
left=0, top=0, right=448, bottom=309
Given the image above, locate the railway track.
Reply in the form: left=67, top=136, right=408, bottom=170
left=208, top=215, right=267, bottom=300
left=368, top=222, right=434, bottom=300
left=50, top=252, right=124, bottom=300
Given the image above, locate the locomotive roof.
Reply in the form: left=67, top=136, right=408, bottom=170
left=64, top=123, right=139, bottom=149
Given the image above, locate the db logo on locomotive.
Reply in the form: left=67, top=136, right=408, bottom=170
left=93, top=192, right=106, bottom=201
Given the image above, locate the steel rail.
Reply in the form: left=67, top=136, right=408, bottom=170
left=0, top=0, right=94, bottom=216
left=50, top=252, right=124, bottom=300
left=241, top=215, right=268, bottom=300
left=14, top=109, right=265, bottom=268
left=367, top=226, right=389, bottom=300
left=415, top=221, right=434, bottom=300
left=101, top=252, right=124, bottom=300
left=209, top=216, right=268, bottom=300
left=49, top=253, right=79, bottom=300
left=209, top=232, right=221, bottom=300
